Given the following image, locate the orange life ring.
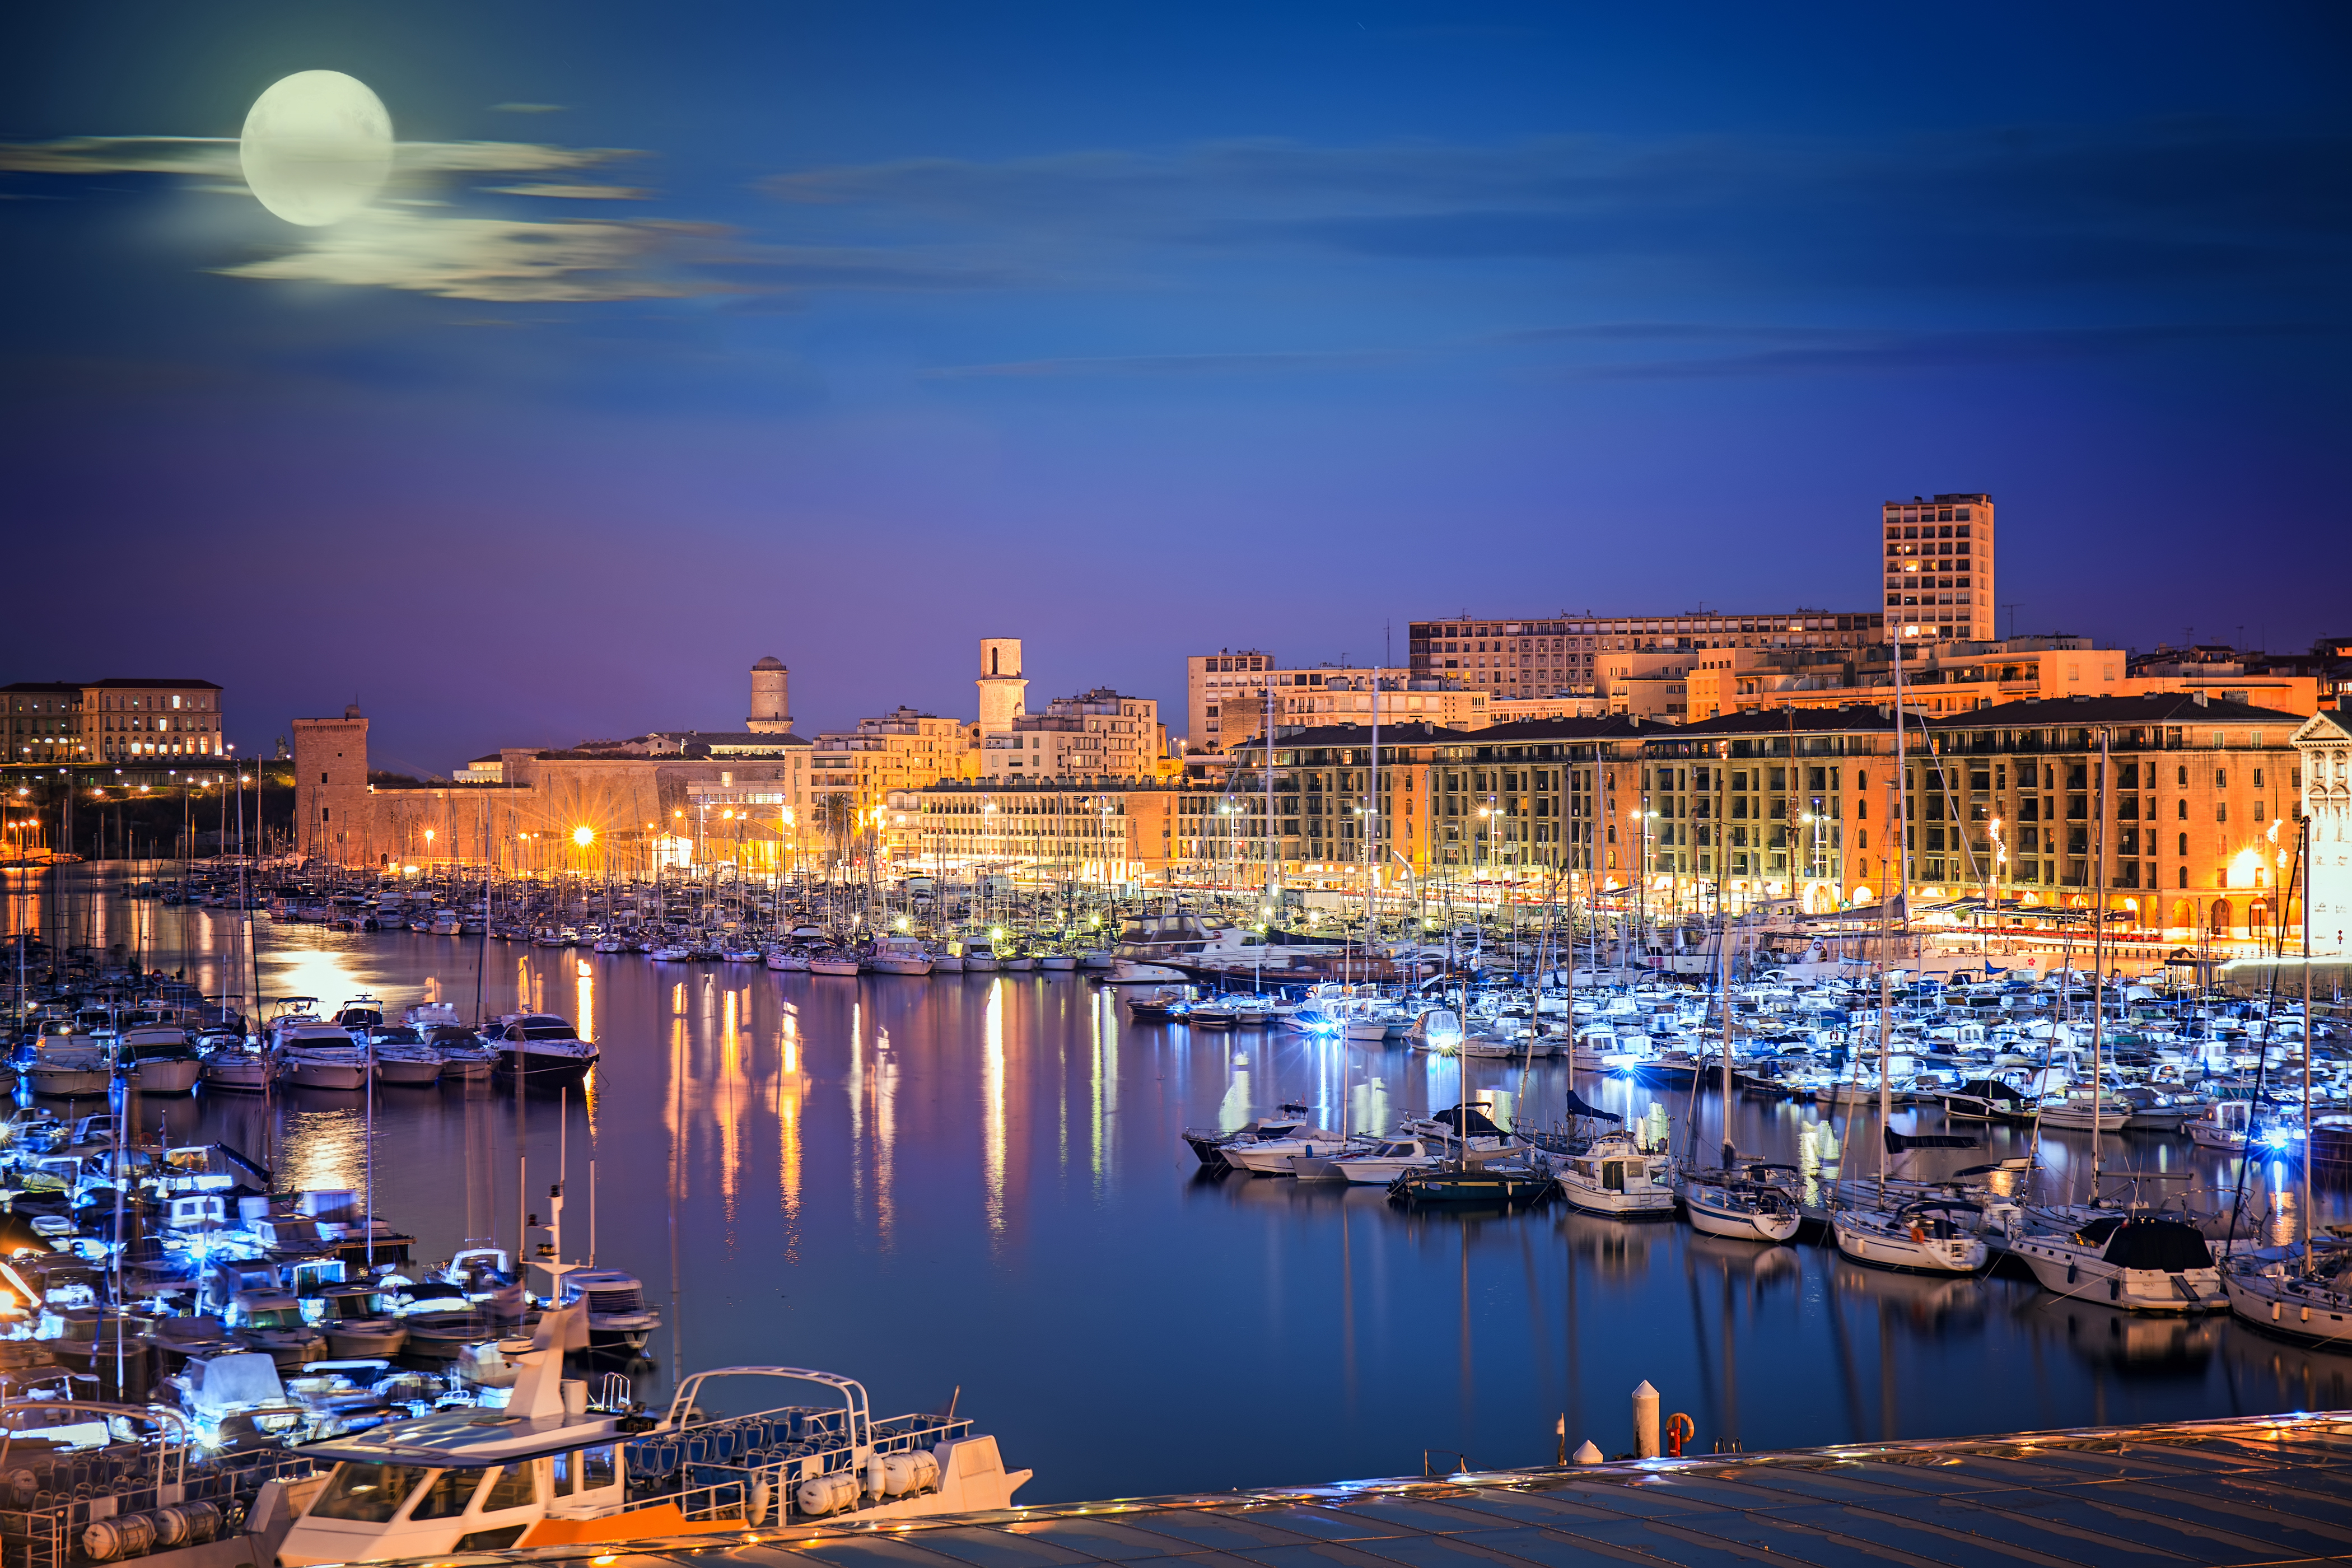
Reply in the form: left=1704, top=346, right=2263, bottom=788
left=1664, top=1412, right=1696, bottom=1458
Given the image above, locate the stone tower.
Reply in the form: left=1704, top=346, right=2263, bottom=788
left=976, top=638, right=1028, bottom=733
left=292, top=704, right=370, bottom=867
left=747, top=656, right=792, bottom=732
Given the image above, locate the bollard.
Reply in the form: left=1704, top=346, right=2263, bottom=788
left=1632, top=1380, right=1660, bottom=1459
left=1572, top=1440, right=1603, bottom=1465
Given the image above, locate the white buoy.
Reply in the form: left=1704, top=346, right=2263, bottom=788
left=1632, top=1380, right=1660, bottom=1459
left=1573, top=1440, right=1604, bottom=1465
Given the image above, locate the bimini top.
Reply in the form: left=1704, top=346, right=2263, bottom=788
left=407, top=1411, right=2352, bottom=1568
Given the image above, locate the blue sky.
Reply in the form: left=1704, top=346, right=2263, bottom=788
left=3, top=2, right=2346, bottom=774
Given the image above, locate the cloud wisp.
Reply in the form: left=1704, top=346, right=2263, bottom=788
left=0, top=132, right=719, bottom=302
left=766, top=120, right=2352, bottom=295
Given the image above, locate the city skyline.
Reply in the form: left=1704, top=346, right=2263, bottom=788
left=3, top=3, right=2347, bottom=771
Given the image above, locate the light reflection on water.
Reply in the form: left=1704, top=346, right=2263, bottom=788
left=11, top=867, right=2352, bottom=1504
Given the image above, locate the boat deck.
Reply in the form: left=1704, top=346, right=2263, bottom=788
left=427, top=1410, right=2352, bottom=1568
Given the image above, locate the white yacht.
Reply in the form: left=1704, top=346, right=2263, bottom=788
left=1104, top=913, right=1258, bottom=983
left=113, top=1024, right=203, bottom=1093
left=1831, top=1199, right=1989, bottom=1275
left=1320, top=1136, right=1444, bottom=1184
left=484, top=1012, right=600, bottom=1088
left=23, top=1028, right=112, bottom=1097
left=2009, top=1213, right=2225, bottom=1313
left=868, top=935, right=935, bottom=976
left=1556, top=1131, right=1678, bottom=1219
left=557, top=1268, right=662, bottom=1351
left=277, top=1308, right=1029, bottom=1565
left=1220, top=1123, right=1353, bottom=1175
left=276, top=1014, right=373, bottom=1090
left=366, top=1026, right=447, bottom=1086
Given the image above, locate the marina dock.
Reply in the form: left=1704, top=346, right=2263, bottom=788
left=410, top=1411, right=2352, bottom=1568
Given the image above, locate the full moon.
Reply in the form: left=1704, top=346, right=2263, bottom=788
left=239, top=70, right=393, bottom=226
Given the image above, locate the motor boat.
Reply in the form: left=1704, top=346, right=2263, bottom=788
left=276, top=1308, right=1030, bottom=1564
left=319, top=1284, right=412, bottom=1359
left=483, top=1012, right=600, bottom=1089
left=808, top=949, right=864, bottom=977
left=1556, top=1131, right=1678, bottom=1219
left=2009, top=1212, right=2225, bottom=1313
left=366, top=1026, right=446, bottom=1086
left=557, top=1267, right=662, bottom=1350
left=1832, top=1199, right=1989, bottom=1275
left=200, top=1034, right=272, bottom=1092
left=23, top=1029, right=115, bottom=1097
left=868, top=935, right=935, bottom=976
left=1318, top=1136, right=1444, bottom=1184
left=1220, top=1123, right=1355, bottom=1175
left=278, top=1032, right=373, bottom=1091
left=114, top=1025, right=203, bottom=1094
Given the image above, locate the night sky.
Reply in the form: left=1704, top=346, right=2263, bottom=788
left=4, top=3, right=2347, bottom=777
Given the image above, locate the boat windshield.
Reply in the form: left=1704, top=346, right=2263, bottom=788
left=520, top=1025, right=579, bottom=1040
left=310, top=1462, right=434, bottom=1523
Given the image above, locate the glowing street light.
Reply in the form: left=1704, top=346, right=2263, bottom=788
left=573, top=825, right=594, bottom=848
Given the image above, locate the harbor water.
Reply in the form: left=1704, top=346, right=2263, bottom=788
left=8, top=866, right=2349, bottom=1505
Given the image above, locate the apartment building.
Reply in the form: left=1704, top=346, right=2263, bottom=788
left=2296, top=704, right=2352, bottom=956
left=981, top=688, right=1164, bottom=780
left=1406, top=612, right=1882, bottom=701
left=1186, top=651, right=1482, bottom=747
left=906, top=778, right=1197, bottom=883
left=1883, top=492, right=1995, bottom=643
left=3, top=678, right=227, bottom=764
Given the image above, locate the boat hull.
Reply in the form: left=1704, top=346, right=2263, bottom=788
left=2010, top=1240, right=2225, bottom=1313
left=1684, top=1190, right=1802, bottom=1243
left=126, top=1059, right=203, bottom=1094
left=494, top=1047, right=597, bottom=1088
left=1832, top=1216, right=1987, bottom=1275
left=26, top=1066, right=114, bottom=1097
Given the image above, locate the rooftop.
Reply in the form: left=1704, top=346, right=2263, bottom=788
left=1934, top=693, right=2307, bottom=728
left=461, top=1410, right=2352, bottom=1568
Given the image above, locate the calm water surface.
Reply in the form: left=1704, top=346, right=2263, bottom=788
left=9, top=868, right=2351, bottom=1503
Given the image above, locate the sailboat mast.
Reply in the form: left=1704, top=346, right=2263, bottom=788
left=2090, top=727, right=2109, bottom=1196
left=1879, top=640, right=1910, bottom=1191
left=2301, top=818, right=2313, bottom=1272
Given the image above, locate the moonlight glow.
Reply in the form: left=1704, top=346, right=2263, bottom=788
left=238, top=70, right=393, bottom=226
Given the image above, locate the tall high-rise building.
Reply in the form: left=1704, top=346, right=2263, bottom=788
left=1882, top=492, right=1994, bottom=643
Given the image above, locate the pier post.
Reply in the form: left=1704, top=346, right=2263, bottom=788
left=1632, top=1380, right=1660, bottom=1459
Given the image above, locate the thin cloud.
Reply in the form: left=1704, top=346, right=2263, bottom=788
left=0, top=135, right=633, bottom=178
left=763, top=122, right=2352, bottom=291
left=482, top=183, right=649, bottom=200
left=218, top=209, right=731, bottom=302
left=490, top=103, right=566, bottom=114
left=925, top=346, right=1412, bottom=380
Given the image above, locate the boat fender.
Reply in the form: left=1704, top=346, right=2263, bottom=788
left=747, top=1476, right=771, bottom=1525
left=796, top=1471, right=859, bottom=1517
left=2065, top=1262, right=2076, bottom=1285
left=2108, top=1279, right=2120, bottom=1301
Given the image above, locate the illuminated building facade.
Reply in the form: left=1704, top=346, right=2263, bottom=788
left=3, top=677, right=225, bottom=763
left=1883, top=492, right=1995, bottom=643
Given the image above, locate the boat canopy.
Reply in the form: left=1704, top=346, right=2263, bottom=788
left=2076, top=1216, right=2215, bottom=1271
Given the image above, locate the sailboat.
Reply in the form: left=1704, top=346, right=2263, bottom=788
left=1682, top=1162, right=1803, bottom=1243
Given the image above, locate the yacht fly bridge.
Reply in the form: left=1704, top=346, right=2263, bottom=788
left=277, top=1309, right=1029, bottom=1565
